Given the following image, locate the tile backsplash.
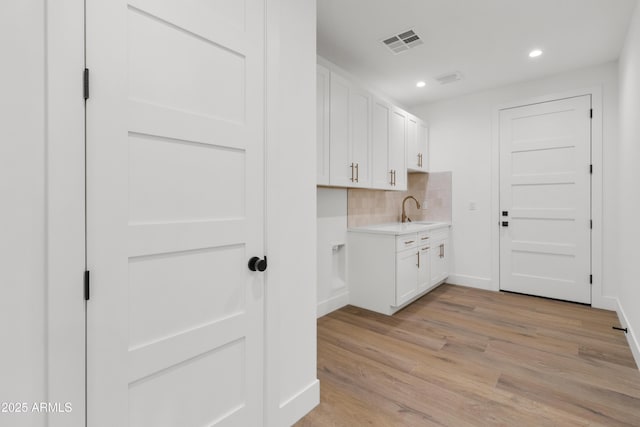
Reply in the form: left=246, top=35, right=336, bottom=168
left=347, top=172, right=452, bottom=228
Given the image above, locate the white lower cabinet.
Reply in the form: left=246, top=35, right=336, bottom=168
left=348, top=225, right=450, bottom=315
left=430, top=229, right=450, bottom=286
left=396, top=248, right=419, bottom=305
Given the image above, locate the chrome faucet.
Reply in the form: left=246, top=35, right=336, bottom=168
left=401, top=196, right=421, bottom=223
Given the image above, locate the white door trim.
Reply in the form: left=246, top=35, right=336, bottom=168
left=491, top=86, right=613, bottom=310
left=46, top=1, right=86, bottom=425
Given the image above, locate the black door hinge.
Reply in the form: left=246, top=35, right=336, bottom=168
left=84, top=270, right=90, bottom=301
left=590, top=164, right=593, bottom=174
left=590, top=108, right=593, bottom=118
left=589, top=274, right=593, bottom=284
left=83, top=68, right=90, bottom=100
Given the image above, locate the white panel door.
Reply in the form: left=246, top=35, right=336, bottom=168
left=499, top=95, right=591, bottom=304
left=86, top=1, right=265, bottom=426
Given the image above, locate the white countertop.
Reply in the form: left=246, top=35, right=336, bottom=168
left=348, top=221, right=451, bottom=236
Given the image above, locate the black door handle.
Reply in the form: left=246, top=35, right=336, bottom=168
left=248, top=256, right=268, bottom=272
left=502, top=221, right=509, bottom=227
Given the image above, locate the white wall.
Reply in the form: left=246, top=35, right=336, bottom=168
left=617, top=2, right=640, bottom=367
left=265, top=0, right=319, bottom=424
left=317, top=188, right=349, bottom=317
left=413, top=62, right=620, bottom=303
left=0, top=3, right=47, bottom=426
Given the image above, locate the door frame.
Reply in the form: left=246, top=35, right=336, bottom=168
left=491, top=87, right=613, bottom=310
left=45, top=0, right=86, bottom=426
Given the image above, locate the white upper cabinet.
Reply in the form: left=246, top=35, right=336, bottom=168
left=407, top=114, right=429, bottom=172
left=389, top=107, right=408, bottom=190
left=372, top=98, right=407, bottom=191
left=371, top=98, right=392, bottom=189
left=418, top=120, right=429, bottom=171
left=316, top=64, right=330, bottom=185
left=329, top=72, right=371, bottom=187
left=318, top=59, right=427, bottom=188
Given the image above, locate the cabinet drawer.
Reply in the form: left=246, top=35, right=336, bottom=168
left=418, top=232, right=430, bottom=244
left=396, top=233, right=418, bottom=251
left=430, top=227, right=449, bottom=241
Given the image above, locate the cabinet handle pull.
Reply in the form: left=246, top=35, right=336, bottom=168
left=417, top=251, right=420, bottom=268
left=422, top=246, right=430, bottom=251
left=392, top=170, right=396, bottom=186
left=404, top=240, right=414, bottom=245
left=350, top=163, right=354, bottom=182
left=439, top=243, right=444, bottom=258
left=421, top=236, right=429, bottom=240
left=390, top=170, right=394, bottom=186
left=355, top=163, right=359, bottom=182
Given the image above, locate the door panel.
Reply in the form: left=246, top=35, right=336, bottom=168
left=406, top=115, right=418, bottom=169
left=317, top=65, right=330, bottom=185
left=351, top=87, right=371, bottom=187
left=372, top=98, right=391, bottom=189
left=329, top=73, right=352, bottom=187
left=499, top=95, right=591, bottom=304
left=396, top=249, right=418, bottom=305
left=87, top=0, right=264, bottom=425
left=389, top=107, right=407, bottom=190
left=417, top=245, right=431, bottom=292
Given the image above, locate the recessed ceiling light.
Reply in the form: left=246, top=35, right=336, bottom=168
left=529, top=49, right=543, bottom=58
left=416, top=81, right=426, bottom=88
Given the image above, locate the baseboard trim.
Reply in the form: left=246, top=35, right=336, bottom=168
left=615, top=298, right=640, bottom=371
left=592, top=295, right=617, bottom=311
left=447, top=274, right=497, bottom=291
left=278, top=379, right=320, bottom=426
left=317, top=291, right=349, bottom=318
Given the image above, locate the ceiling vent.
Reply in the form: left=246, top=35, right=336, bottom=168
left=435, top=71, right=463, bottom=85
left=382, top=29, right=424, bottom=54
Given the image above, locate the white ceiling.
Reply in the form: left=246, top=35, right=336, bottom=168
left=317, top=0, right=638, bottom=107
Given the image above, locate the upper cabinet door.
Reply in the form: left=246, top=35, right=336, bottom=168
left=417, top=120, right=429, bottom=172
left=371, top=98, right=392, bottom=189
left=323, top=63, right=424, bottom=188
left=350, top=85, right=372, bottom=187
left=407, top=115, right=419, bottom=170
left=329, top=71, right=372, bottom=188
left=389, top=107, right=408, bottom=190
left=316, top=65, right=330, bottom=185
left=407, top=115, right=429, bottom=172
left=329, top=72, right=353, bottom=187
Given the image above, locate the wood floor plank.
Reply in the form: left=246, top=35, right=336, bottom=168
left=297, top=284, right=640, bottom=426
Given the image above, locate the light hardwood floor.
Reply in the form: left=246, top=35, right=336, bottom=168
left=297, top=284, right=640, bottom=426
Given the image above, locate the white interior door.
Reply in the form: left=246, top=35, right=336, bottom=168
left=86, top=1, right=265, bottom=426
left=499, top=95, right=591, bottom=304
